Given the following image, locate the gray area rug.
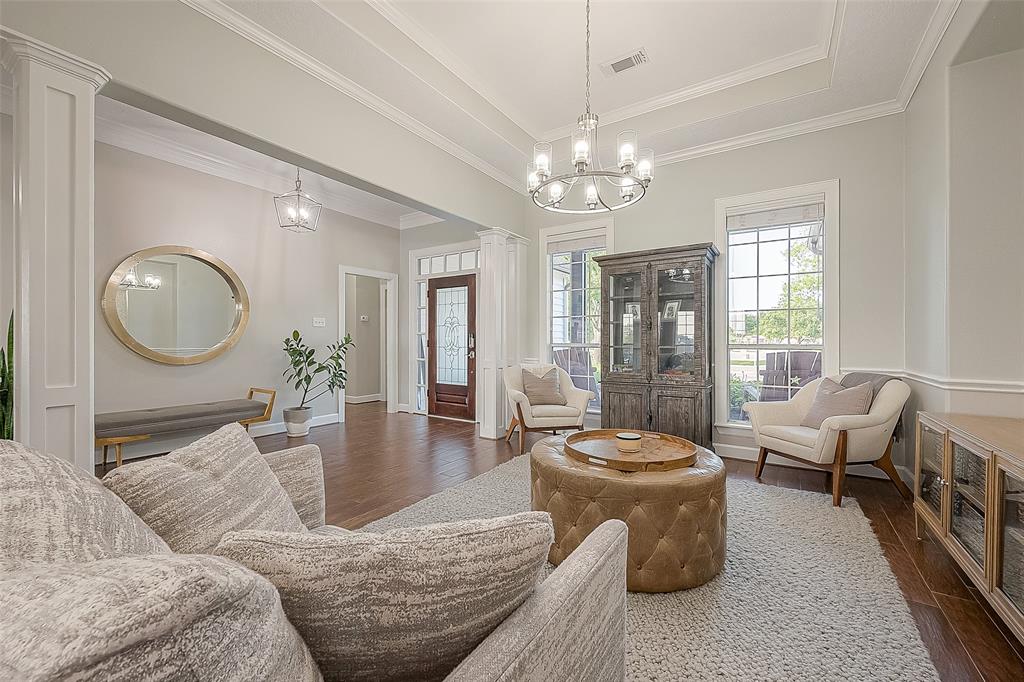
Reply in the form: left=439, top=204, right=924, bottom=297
left=365, top=453, right=938, bottom=681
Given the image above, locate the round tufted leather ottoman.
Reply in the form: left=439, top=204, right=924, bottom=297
left=531, top=435, right=726, bottom=592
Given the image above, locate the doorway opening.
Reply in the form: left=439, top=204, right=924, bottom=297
left=338, top=267, right=398, bottom=423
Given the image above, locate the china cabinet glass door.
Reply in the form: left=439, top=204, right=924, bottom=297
left=654, top=264, right=698, bottom=381
left=606, top=271, right=644, bottom=377
left=997, top=465, right=1024, bottom=616
left=917, top=420, right=946, bottom=524
left=949, top=436, right=989, bottom=573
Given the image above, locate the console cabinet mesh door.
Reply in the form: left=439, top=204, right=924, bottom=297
left=427, top=275, right=476, bottom=420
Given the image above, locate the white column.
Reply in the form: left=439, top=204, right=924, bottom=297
left=476, top=227, right=529, bottom=439
left=2, top=30, right=109, bottom=470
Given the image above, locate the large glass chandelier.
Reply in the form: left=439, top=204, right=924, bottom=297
left=529, top=0, right=653, bottom=214
left=275, top=167, right=322, bottom=233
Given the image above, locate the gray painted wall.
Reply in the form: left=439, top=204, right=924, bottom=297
left=94, top=142, right=399, bottom=446
left=345, top=273, right=383, bottom=399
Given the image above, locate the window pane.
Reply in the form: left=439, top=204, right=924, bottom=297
left=416, top=359, right=426, bottom=385
left=758, top=275, right=788, bottom=309
left=729, top=243, right=757, bottom=277
left=416, top=334, right=426, bottom=361
left=585, top=317, right=600, bottom=345
left=729, top=229, right=757, bottom=245
left=569, top=316, right=584, bottom=344
left=418, top=308, right=427, bottom=334
left=571, top=262, right=584, bottom=289
left=418, top=281, right=427, bottom=307
left=551, top=266, right=571, bottom=292
left=585, top=288, right=602, bottom=316
left=571, top=249, right=585, bottom=263
left=418, top=258, right=430, bottom=275
left=552, top=290, right=570, bottom=317
left=759, top=349, right=791, bottom=402
left=729, top=311, right=757, bottom=344
left=445, top=253, right=460, bottom=272
left=553, top=346, right=602, bottom=412
left=416, top=386, right=426, bottom=412
left=551, top=317, right=570, bottom=344
left=460, top=251, right=476, bottom=270
left=758, top=240, right=788, bottom=276
left=789, top=272, right=822, bottom=308
left=790, top=222, right=819, bottom=238
left=758, top=310, right=788, bottom=344
left=571, top=289, right=584, bottom=317
left=430, top=255, right=444, bottom=273
left=728, top=348, right=760, bottom=422
left=585, top=251, right=604, bottom=288
left=790, top=309, right=823, bottom=345
left=790, top=238, right=821, bottom=273
left=552, top=252, right=570, bottom=266
left=729, top=278, right=757, bottom=311
left=759, top=226, right=789, bottom=242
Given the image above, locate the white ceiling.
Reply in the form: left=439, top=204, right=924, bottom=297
left=180, top=0, right=958, bottom=193
left=383, top=0, right=837, bottom=138
left=94, top=96, right=441, bottom=230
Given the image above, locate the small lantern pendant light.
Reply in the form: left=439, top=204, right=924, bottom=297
left=275, top=167, right=323, bottom=233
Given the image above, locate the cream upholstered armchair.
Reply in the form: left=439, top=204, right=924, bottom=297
left=744, top=375, right=912, bottom=506
left=503, top=364, right=594, bottom=455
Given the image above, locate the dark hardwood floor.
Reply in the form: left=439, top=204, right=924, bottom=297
left=257, top=402, right=1023, bottom=681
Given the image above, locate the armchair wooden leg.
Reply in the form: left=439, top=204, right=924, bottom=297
left=504, top=418, right=518, bottom=443
left=755, top=447, right=768, bottom=478
left=873, top=438, right=912, bottom=500
left=832, top=431, right=848, bottom=507
left=519, top=429, right=527, bottom=455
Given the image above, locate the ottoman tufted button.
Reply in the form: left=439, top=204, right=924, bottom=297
left=659, top=533, right=664, bottom=539
left=634, top=500, right=640, bottom=506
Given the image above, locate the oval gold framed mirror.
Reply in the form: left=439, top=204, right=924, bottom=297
left=101, top=245, right=250, bottom=365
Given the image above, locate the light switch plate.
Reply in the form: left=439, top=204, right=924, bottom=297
left=360, top=314, right=369, bottom=322
left=312, top=317, right=327, bottom=328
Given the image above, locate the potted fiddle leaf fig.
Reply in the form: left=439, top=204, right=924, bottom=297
left=282, top=329, right=354, bottom=437
left=0, top=313, right=13, bottom=440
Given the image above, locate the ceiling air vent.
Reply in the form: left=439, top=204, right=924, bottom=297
left=600, top=48, right=648, bottom=76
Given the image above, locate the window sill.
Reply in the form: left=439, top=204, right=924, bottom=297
left=714, top=422, right=753, bottom=436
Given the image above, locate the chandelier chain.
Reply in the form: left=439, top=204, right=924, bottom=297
left=585, top=0, right=590, bottom=115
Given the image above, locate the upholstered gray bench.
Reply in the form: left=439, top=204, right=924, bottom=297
left=95, top=388, right=275, bottom=468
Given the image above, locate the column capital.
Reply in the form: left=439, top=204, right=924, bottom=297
left=476, top=227, right=531, bottom=245
left=1, top=28, right=110, bottom=91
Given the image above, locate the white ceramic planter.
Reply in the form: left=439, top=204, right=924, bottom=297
left=283, top=406, right=312, bottom=437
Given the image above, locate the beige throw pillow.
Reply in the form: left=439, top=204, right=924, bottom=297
left=521, top=367, right=566, bottom=406
left=801, top=378, right=873, bottom=429
left=215, top=512, right=554, bottom=682
left=103, top=423, right=306, bottom=554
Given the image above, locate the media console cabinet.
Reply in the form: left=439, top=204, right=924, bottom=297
left=914, top=412, right=1024, bottom=642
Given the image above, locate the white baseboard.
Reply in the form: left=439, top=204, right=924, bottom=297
left=345, top=393, right=382, bottom=404
left=397, top=403, right=411, bottom=413
left=713, top=441, right=913, bottom=485
left=248, top=413, right=340, bottom=438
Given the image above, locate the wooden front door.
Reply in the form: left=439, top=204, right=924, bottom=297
left=427, top=275, right=476, bottom=420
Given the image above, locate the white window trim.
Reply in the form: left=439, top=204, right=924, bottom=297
left=537, top=219, right=615, bottom=365
left=407, top=239, right=481, bottom=415
left=713, top=179, right=840, bottom=431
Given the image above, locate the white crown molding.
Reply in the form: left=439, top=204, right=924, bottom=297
left=895, top=0, right=961, bottom=106
left=399, top=211, right=444, bottom=230
left=318, top=0, right=532, bottom=158
left=178, top=0, right=524, bottom=195
left=365, top=0, right=543, bottom=140
left=540, top=42, right=834, bottom=143
left=657, top=0, right=960, bottom=168
left=658, top=99, right=904, bottom=166
left=0, top=26, right=111, bottom=90
left=95, top=114, right=407, bottom=229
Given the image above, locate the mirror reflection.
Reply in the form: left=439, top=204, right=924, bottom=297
left=103, top=247, right=249, bottom=365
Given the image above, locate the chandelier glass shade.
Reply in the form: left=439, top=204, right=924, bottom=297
left=118, top=266, right=161, bottom=290
left=529, top=0, right=653, bottom=214
left=275, top=167, right=322, bottom=233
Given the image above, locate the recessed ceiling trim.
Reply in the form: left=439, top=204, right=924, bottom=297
left=896, top=0, right=962, bottom=106
left=399, top=211, right=445, bottom=229
left=314, top=0, right=532, bottom=160
left=657, top=99, right=904, bottom=166
left=365, top=0, right=544, bottom=140
left=95, top=114, right=408, bottom=228
left=179, top=0, right=524, bottom=194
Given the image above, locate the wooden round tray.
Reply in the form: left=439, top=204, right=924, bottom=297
left=563, top=429, right=698, bottom=472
